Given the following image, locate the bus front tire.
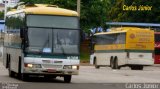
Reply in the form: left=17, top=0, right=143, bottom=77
left=21, top=74, right=29, bottom=81
left=17, top=58, right=22, bottom=79
left=9, top=69, right=15, bottom=77
left=8, top=59, right=15, bottom=77
left=64, top=75, right=72, bottom=83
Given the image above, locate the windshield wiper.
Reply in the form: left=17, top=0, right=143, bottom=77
left=57, top=32, right=66, bottom=55
left=41, top=33, right=50, bottom=53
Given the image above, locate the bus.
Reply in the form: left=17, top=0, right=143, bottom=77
left=90, top=27, right=154, bottom=70
left=3, top=3, right=80, bottom=83
left=154, top=32, right=160, bottom=64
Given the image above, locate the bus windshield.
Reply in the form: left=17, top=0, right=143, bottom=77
left=26, top=15, right=79, bottom=29
left=94, top=33, right=126, bottom=45
left=26, top=28, right=79, bottom=54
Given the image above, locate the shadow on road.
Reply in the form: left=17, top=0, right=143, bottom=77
left=10, top=75, right=67, bottom=83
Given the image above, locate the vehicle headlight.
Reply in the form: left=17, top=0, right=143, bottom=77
left=63, top=65, right=72, bottom=69
left=25, top=64, right=41, bottom=68
left=27, top=64, right=33, bottom=68
left=72, top=66, right=77, bottom=69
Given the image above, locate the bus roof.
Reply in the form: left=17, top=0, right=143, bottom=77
left=94, top=27, right=151, bottom=35
left=106, top=22, right=160, bottom=27
left=94, top=31, right=126, bottom=35
left=7, top=4, right=78, bottom=16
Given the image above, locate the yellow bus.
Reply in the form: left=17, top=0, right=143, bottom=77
left=90, top=27, right=154, bottom=70
left=3, top=3, right=80, bottom=83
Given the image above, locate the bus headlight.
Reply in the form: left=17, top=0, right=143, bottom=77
left=25, top=64, right=33, bottom=68
left=25, top=64, right=41, bottom=68
left=63, top=65, right=72, bottom=69
left=72, top=66, right=77, bottom=70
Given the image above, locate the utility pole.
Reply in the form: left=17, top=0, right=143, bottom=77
left=77, top=0, right=80, bottom=17
left=3, top=0, right=8, bottom=20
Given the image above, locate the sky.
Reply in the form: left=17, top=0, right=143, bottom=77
left=0, top=0, right=3, bottom=3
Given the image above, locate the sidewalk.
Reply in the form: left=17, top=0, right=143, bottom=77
left=80, top=62, right=160, bottom=67
left=80, top=63, right=92, bottom=66
left=153, top=64, right=160, bottom=67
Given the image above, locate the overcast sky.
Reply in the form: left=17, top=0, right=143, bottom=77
left=0, top=0, right=3, bottom=3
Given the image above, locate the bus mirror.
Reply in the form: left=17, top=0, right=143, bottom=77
left=20, top=28, right=24, bottom=38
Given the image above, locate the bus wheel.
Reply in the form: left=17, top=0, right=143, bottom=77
left=21, top=74, right=29, bottom=81
left=8, top=60, right=15, bottom=77
left=64, top=75, right=72, bottom=83
left=112, top=58, right=120, bottom=69
left=95, top=65, right=100, bottom=69
left=94, top=58, right=100, bottom=69
left=110, top=58, right=114, bottom=68
left=130, top=65, right=143, bottom=70
left=17, top=58, right=22, bottom=79
left=9, top=67, right=15, bottom=77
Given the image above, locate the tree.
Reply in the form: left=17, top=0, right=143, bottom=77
left=80, top=0, right=111, bottom=32
left=19, top=0, right=111, bottom=33
left=20, top=0, right=77, bottom=11
left=108, top=0, right=160, bottom=23
left=0, top=11, right=4, bottom=20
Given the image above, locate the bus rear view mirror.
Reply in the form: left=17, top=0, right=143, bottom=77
left=20, top=28, right=24, bottom=38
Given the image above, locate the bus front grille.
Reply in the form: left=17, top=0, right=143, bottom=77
left=42, top=64, right=62, bottom=69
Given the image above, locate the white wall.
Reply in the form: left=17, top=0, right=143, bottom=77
left=0, top=0, right=19, bottom=7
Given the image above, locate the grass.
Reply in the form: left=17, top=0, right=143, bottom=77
left=80, top=51, right=90, bottom=63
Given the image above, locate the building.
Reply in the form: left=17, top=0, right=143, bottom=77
left=0, top=0, right=19, bottom=8
left=0, top=3, right=4, bottom=11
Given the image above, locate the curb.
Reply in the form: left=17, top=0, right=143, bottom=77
left=80, top=63, right=93, bottom=66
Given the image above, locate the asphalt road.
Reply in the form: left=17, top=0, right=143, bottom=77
left=0, top=61, right=160, bottom=89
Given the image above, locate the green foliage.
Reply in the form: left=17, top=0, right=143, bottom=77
left=108, top=0, right=160, bottom=23
left=80, top=0, right=111, bottom=32
left=19, top=0, right=111, bottom=33
left=20, top=0, right=77, bottom=11
left=19, top=0, right=160, bottom=31
left=0, top=12, right=4, bottom=20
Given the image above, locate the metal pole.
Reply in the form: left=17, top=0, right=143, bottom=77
left=4, top=0, right=8, bottom=20
left=77, top=0, right=80, bottom=17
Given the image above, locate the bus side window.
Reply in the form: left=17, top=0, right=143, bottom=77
left=119, top=33, right=125, bottom=44
left=114, top=33, right=125, bottom=44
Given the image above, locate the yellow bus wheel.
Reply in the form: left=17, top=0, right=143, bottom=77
left=94, top=57, right=100, bottom=69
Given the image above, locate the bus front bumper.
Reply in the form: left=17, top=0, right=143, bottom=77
left=23, top=68, right=79, bottom=75
left=127, top=58, right=154, bottom=65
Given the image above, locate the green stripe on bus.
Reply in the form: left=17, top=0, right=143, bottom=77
left=95, top=49, right=153, bottom=53
left=25, top=53, right=80, bottom=59
left=95, top=50, right=125, bottom=53
left=125, top=49, right=153, bottom=53
left=26, top=54, right=67, bottom=59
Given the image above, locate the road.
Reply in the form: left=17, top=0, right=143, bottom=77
left=0, top=61, right=160, bottom=89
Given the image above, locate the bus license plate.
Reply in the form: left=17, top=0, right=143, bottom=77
left=47, top=69, right=56, bottom=73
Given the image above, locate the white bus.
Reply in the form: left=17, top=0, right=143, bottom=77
left=3, top=4, right=80, bottom=83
